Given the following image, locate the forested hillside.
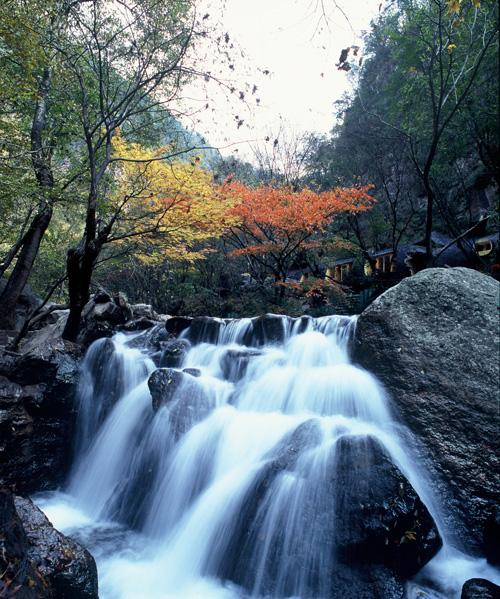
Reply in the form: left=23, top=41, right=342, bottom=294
left=0, top=0, right=498, bottom=341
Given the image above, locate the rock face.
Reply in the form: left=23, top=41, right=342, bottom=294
left=352, top=267, right=499, bottom=559
left=0, top=339, right=81, bottom=493
left=461, top=578, right=500, bottom=599
left=0, top=490, right=98, bottom=598
left=220, top=348, right=262, bottom=382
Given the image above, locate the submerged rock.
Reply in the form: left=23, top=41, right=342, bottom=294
left=461, top=578, right=500, bottom=599
left=220, top=348, right=262, bottom=382
left=0, top=490, right=98, bottom=598
left=185, top=316, right=225, bottom=344
left=353, top=267, right=499, bottom=559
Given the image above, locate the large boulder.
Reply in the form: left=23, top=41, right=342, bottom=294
left=352, top=267, right=499, bottom=558
left=217, top=429, right=440, bottom=598
left=0, top=339, right=81, bottom=493
left=461, top=579, right=500, bottom=599
left=333, top=435, right=441, bottom=578
left=0, top=490, right=98, bottom=598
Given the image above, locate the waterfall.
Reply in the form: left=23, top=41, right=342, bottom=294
left=36, top=315, right=500, bottom=599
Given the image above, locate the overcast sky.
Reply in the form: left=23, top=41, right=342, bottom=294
left=180, top=0, right=381, bottom=161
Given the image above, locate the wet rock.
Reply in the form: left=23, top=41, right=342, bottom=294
left=183, top=368, right=201, bottom=377
left=186, top=316, right=224, bottom=344
left=334, top=435, right=442, bottom=578
left=484, top=508, right=500, bottom=566
left=461, top=578, right=500, bottom=599
left=220, top=348, right=262, bottom=382
left=148, top=368, right=213, bottom=438
left=218, top=429, right=440, bottom=598
left=148, top=368, right=185, bottom=411
left=0, top=339, right=81, bottom=493
left=245, top=313, right=289, bottom=346
left=159, top=339, right=191, bottom=368
left=353, top=267, right=499, bottom=558
left=0, top=490, right=98, bottom=598
left=165, top=316, right=192, bottom=336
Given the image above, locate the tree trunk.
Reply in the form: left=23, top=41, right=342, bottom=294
left=62, top=242, right=100, bottom=342
left=0, top=207, right=53, bottom=329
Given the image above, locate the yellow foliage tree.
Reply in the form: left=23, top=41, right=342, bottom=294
left=110, top=134, right=236, bottom=264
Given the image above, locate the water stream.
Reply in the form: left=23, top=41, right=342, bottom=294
left=36, top=315, right=499, bottom=598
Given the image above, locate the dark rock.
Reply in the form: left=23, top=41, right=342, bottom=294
left=249, top=313, right=287, bottom=345
left=353, top=267, right=499, bottom=557
left=114, top=292, right=133, bottom=321
left=131, top=303, right=159, bottom=320
left=159, top=339, right=191, bottom=368
left=244, top=313, right=290, bottom=346
left=217, top=429, right=440, bottom=598
left=15, top=494, right=98, bottom=599
left=183, top=368, right=201, bottom=377
left=77, top=293, right=134, bottom=345
left=119, top=317, right=157, bottom=332
left=0, top=490, right=98, bottom=598
left=148, top=368, right=213, bottom=438
left=484, top=508, right=500, bottom=566
left=220, top=348, right=262, bottom=382
left=333, top=435, right=441, bottom=578
left=93, top=290, right=112, bottom=303
left=461, top=578, right=500, bottom=599
left=0, top=340, right=81, bottom=493
left=148, top=368, right=185, bottom=411
left=165, top=316, right=192, bottom=336
left=186, top=316, right=224, bottom=344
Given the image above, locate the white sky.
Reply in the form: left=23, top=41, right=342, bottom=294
left=180, top=0, right=381, bottom=161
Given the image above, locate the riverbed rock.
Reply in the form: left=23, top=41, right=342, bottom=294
left=217, top=429, right=440, bottom=599
left=0, top=339, right=81, bottom=493
left=353, top=267, right=499, bottom=559
left=165, top=316, right=192, bottom=336
left=245, top=313, right=290, bottom=346
left=159, top=339, right=191, bottom=368
left=220, top=348, right=262, bottom=382
left=333, top=435, right=442, bottom=578
left=185, top=316, right=225, bottom=344
left=148, top=368, right=213, bottom=438
left=461, top=578, right=500, bottom=599
left=148, top=368, right=185, bottom=411
left=0, top=490, right=98, bottom=598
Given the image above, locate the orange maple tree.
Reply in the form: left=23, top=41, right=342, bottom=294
left=219, top=179, right=375, bottom=285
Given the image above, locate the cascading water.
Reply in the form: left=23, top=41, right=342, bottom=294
left=36, top=315, right=499, bottom=599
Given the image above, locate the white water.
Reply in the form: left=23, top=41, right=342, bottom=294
left=36, top=315, right=500, bottom=598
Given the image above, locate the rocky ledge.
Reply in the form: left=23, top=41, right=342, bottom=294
left=0, top=489, right=98, bottom=598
